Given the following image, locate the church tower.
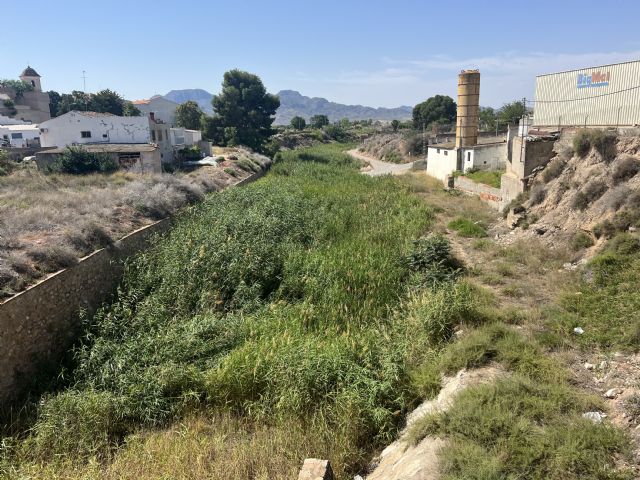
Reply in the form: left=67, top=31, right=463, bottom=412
left=19, top=66, right=42, bottom=92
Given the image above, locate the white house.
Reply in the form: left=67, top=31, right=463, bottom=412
left=0, top=124, right=40, bottom=147
left=426, top=140, right=507, bottom=182
left=39, top=111, right=150, bottom=148
left=133, top=95, right=179, bottom=126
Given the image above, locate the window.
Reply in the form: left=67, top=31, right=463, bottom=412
left=157, top=130, right=163, bottom=142
left=444, top=150, right=448, bottom=156
left=11, top=133, right=23, bottom=139
left=467, top=152, right=471, bottom=162
left=151, top=130, right=156, bottom=142
left=81, top=131, right=91, bottom=138
left=437, top=149, right=440, bottom=153
left=103, top=134, right=108, bottom=138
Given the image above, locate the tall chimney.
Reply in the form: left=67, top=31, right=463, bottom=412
left=455, top=70, right=480, bottom=148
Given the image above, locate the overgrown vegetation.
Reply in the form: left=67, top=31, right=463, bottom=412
left=448, top=217, right=488, bottom=238
left=0, top=150, right=268, bottom=298
left=546, top=231, right=640, bottom=351
left=1, top=144, right=444, bottom=478
left=455, top=169, right=503, bottom=189
left=408, top=322, right=632, bottom=480
left=46, top=146, right=118, bottom=175
left=573, top=129, right=618, bottom=161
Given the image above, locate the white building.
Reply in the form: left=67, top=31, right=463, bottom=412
left=39, top=111, right=150, bottom=148
left=133, top=95, right=179, bottom=126
left=426, top=140, right=507, bottom=182
left=0, top=124, right=40, bottom=148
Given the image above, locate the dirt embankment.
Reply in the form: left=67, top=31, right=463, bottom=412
left=358, top=132, right=423, bottom=164
left=502, top=131, right=640, bottom=252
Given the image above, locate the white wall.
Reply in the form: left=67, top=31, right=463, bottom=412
left=184, top=129, right=202, bottom=145
left=426, top=146, right=458, bottom=181
left=0, top=125, right=40, bottom=147
left=462, top=143, right=507, bottom=172
left=39, top=112, right=150, bottom=148
left=134, top=97, right=179, bottom=126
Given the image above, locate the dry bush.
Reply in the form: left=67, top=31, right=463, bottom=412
left=572, top=179, right=608, bottom=210
left=542, top=158, right=566, bottom=183
left=529, top=184, right=547, bottom=205
left=600, top=185, right=631, bottom=212
left=26, top=245, right=78, bottom=273
left=612, top=155, right=640, bottom=183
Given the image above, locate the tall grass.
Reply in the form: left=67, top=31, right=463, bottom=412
left=3, top=144, right=443, bottom=478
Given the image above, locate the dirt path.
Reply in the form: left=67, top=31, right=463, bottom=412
left=348, top=149, right=414, bottom=176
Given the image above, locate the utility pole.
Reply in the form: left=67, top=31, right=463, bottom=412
left=82, top=70, right=88, bottom=111
left=422, top=123, right=426, bottom=157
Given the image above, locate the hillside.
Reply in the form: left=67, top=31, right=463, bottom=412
left=162, top=89, right=412, bottom=125
left=275, top=90, right=412, bottom=125
left=163, top=89, right=213, bottom=113
left=505, top=130, right=640, bottom=250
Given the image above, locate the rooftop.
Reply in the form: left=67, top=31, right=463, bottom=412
left=20, top=66, right=40, bottom=77
left=2, top=124, right=39, bottom=131
left=42, top=143, right=157, bottom=154
left=429, top=136, right=507, bottom=150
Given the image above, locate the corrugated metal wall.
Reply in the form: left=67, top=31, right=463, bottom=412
left=533, top=60, right=640, bottom=127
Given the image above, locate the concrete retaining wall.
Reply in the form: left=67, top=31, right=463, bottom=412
left=452, top=175, right=503, bottom=210
left=0, top=166, right=268, bottom=405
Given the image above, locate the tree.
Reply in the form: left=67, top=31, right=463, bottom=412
left=0, top=80, right=34, bottom=99
left=479, top=107, right=496, bottom=131
left=412, top=95, right=456, bottom=129
left=210, top=69, right=280, bottom=152
left=497, top=100, right=527, bottom=126
left=310, top=114, right=329, bottom=129
left=201, top=115, right=225, bottom=144
left=48, top=90, right=61, bottom=117
left=56, top=90, right=93, bottom=115
left=176, top=100, right=204, bottom=130
left=92, top=89, right=126, bottom=115
left=391, top=119, right=400, bottom=132
left=290, top=116, right=306, bottom=130
left=122, top=101, right=141, bottom=117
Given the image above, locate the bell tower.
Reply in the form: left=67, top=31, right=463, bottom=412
left=19, top=66, right=42, bottom=92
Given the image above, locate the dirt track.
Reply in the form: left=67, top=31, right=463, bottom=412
left=348, top=149, right=414, bottom=176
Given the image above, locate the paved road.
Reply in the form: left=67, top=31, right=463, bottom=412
left=348, top=149, right=414, bottom=176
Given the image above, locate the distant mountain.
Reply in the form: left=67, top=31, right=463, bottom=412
left=164, top=89, right=213, bottom=114
left=275, top=90, right=412, bottom=125
left=162, top=88, right=413, bottom=124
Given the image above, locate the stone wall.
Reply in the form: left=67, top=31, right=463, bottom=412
left=0, top=167, right=268, bottom=406
left=452, top=175, right=503, bottom=210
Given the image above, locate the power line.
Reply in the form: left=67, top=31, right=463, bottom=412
left=528, top=84, right=640, bottom=104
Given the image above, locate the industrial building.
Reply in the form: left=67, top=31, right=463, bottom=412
left=532, top=59, right=640, bottom=128
left=426, top=70, right=507, bottom=182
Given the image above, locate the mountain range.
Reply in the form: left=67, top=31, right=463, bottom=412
left=162, top=89, right=413, bottom=125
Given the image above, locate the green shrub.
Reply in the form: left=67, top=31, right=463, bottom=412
left=448, top=217, right=487, bottom=238
left=406, top=234, right=462, bottom=287
left=47, top=146, right=118, bottom=174
left=573, top=129, right=592, bottom=157
left=570, top=231, right=594, bottom=251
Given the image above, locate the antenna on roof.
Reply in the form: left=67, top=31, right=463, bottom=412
left=82, top=70, right=88, bottom=111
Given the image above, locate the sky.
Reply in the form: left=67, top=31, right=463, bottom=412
left=3, top=0, right=640, bottom=109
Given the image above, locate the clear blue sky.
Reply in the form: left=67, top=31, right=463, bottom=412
left=4, top=0, right=640, bottom=108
